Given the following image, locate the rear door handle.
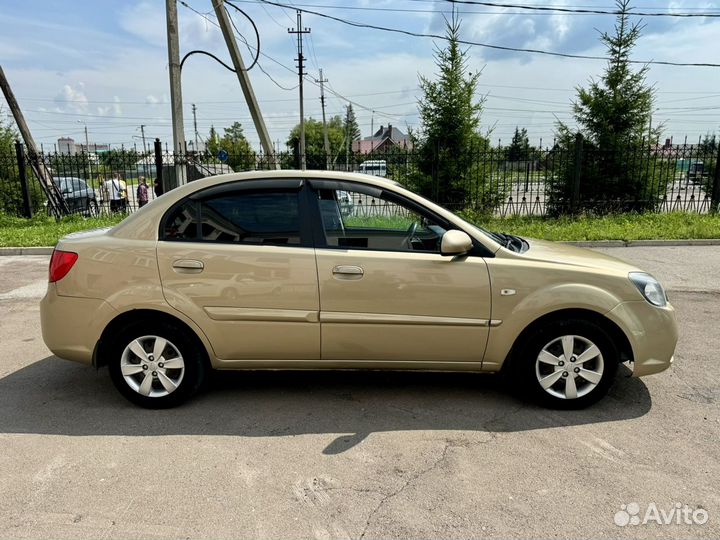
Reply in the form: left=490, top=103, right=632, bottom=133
left=172, top=259, right=204, bottom=273
left=332, top=265, right=364, bottom=279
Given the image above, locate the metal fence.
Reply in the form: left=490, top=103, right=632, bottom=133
left=1, top=136, right=718, bottom=218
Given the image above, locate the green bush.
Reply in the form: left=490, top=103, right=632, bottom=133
left=0, top=175, right=45, bottom=217
left=546, top=136, right=672, bottom=216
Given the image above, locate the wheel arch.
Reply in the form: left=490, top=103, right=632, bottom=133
left=93, top=309, right=213, bottom=369
left=500, top=308, right=634, bottom=374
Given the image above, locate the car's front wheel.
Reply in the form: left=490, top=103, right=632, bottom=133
left=515, top=318, right=619, bottom=409
left=108, top=321, right=206, bottom=408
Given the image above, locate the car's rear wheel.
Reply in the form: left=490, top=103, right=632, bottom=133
left=108, top=321, right=206, bottom=408
left=515, top=318, right=619, bottom=409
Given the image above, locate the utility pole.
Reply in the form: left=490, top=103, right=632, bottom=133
left=316, top=68, right=330, bottom=170
left=84, top=124, right=89, bottom=152
left=140, top=124, right=147, bottom=155
left=288, top=10, right=310, bottom=170
left=0, top=66, right=68, bottom=217
left=166, top=0, right=187, bottom=186
left=212, top=0, right=277, bottom=166
left=192, top=103, right=199, bottom=153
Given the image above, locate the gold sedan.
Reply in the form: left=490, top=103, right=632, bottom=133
left=40, top=171, right=678, bottom=409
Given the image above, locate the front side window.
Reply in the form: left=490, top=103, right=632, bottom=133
left=316, top=185, right=447, bottom=253
left=199, top=190, right=301, bottom=245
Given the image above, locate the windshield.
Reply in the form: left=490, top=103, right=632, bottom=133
left=451, top=212, right=505, bottom=245
left=55, top=178, right=87, bottom=193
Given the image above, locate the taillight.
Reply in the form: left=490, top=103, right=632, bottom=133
left=49, top=250, right=78, bottom=283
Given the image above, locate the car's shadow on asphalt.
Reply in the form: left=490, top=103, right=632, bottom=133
left=0, top=357, right=652, bottom=454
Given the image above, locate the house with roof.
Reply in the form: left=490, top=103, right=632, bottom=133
left=352, top=124, right=413, bottom=154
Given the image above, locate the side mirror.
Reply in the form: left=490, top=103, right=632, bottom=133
left=441, top=230, right=473, bottom=256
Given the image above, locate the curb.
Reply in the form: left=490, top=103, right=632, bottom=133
left=1, top=239, right=720, bottom=256
left=564, top=239, right=720, bottom=248
left=0, top=247, right=54, bottom=256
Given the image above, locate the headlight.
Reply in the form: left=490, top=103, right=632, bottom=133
left=629, top=272, right=667, bottom=307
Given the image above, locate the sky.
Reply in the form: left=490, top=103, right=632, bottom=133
left=1, top=0, right=720, bottom=151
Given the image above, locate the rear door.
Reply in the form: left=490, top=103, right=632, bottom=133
left=156, top=179, right=320, bottom=363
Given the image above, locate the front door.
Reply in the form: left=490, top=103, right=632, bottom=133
left=309, top=181, right=492, bottom=365
left=156, top=180, right=320, bottom=363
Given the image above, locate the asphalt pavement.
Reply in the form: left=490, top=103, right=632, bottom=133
left=0, top=246, right=718, bottom=539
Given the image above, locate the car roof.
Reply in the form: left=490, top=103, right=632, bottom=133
left=180, top=169, right=401, bottom=191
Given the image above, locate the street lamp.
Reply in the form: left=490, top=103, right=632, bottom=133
left=77, top=120, right=89, bottom=153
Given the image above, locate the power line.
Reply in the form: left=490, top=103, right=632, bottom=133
left=231, top=0, right=720, bottom=17
left=446, top=0, right=720, bottom=17
left=255, top=0, right=720, bottom=67
left=179, top=0, right=297, bottom=91
left=17, top=85, right=720, bottom=106
left=179, top=0, right=410, bottom=117
left=224, top=0, right=261, bottom=70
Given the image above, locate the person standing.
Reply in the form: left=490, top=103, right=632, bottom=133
left=118, top=176, right=128, bottom=213
left=136, top=177, right=149, bottom=208
left=103, top=175, right=126, bottom=213
left=154, top=178, right=164, bottom=198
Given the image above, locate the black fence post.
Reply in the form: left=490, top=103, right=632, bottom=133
left=153, top=138, right=164, bottom=196
left=15, top=140, right=33, bottom=218
left=712, top=142, right=720, bottom=214
left=571, top=133, right=584, bottom=213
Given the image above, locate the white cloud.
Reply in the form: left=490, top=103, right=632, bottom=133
left=118, top=1, right=224, bottom=50
left=5, top=0, right=720, bottom=147
left=54, top=82, right=89, bottom=113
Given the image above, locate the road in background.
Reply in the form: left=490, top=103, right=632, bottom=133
left=0, top=247, right=718, bottom=539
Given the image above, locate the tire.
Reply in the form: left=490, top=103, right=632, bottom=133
left=108, top=320, right=206, bottom=408
left=513, top=318, right=619, bottom=409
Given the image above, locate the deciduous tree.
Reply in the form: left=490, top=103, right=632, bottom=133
left=216, top=122, right=255, bottom=171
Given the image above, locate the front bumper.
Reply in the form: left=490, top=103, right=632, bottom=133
left=40, top=284, right=118, bottom=365
left=606, top=300, right=678, bottom=377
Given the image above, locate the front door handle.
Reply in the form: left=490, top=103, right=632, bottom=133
left=332, top=265, right=364, bottom=279
left=172, top=259, right=204, bottom=273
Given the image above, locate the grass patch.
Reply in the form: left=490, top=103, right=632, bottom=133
left=0, top=211, right=719, bottom=247
left=0, top=213, right=126, bottom=247
left=469, top=212, right=720, bottom=242
left=344, top=215, right=415, bottom=229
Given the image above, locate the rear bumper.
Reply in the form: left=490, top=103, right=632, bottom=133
left=606, top=300, right=678, bottom=377
left=40, top=284, right=118, bottom=365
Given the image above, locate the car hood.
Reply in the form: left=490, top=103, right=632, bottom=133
left=517, top=238, right=641, bottom=274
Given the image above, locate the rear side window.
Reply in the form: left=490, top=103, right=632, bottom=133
left=163, top=199, right=199, bottom=240
left=199, top=190, right=301, bottom=245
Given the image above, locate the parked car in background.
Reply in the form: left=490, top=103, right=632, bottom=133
left=53, top=176, right=98, bottom=216
left=358, top=159, right=387, bottom=177
left=40, top=171, right=677, bottom=409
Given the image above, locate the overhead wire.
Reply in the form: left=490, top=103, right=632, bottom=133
left=445, top=0, right=720, bottom=17
left=229, top=0, right=720, bottom=17
left=179, top=0, right=298, bottom=91
left=255, top=0, right=720, bottom=67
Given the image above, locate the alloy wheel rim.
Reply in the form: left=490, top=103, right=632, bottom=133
left=534, top=334, right=604, bottom=400
left=120, top=335, right=185, bottom=398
